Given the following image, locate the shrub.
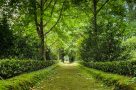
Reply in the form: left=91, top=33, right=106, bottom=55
left=0, top=59, right=57, bottom=79
left=79, top=65, right=136, bottom=90
left=81, top=60, right=136, bottom=76
left=122, top=36, right=136, bottom=60
left=0, top=65, right=57, bottom=90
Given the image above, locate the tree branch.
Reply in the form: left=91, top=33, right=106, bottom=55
left=43, top=0, right=48, bottom=5
left=96, top=0, right=110, bottom=14
left=45, top=0, right=65, bottom=35
left=48, top=39, right=58, bottom=48
left=44, top=0, right=54, bottom=11
left=34, top=1, right=40, bottom=37
left=43, top=0, right=57, bottom=27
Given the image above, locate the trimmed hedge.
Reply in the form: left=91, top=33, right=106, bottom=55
left=79, top=65, right=136, bottom=90
left=0, top=65, right=57, bottom=90
left=0, top=59, right=57, bottom=79
left=81, top=60, right=136, bottom=76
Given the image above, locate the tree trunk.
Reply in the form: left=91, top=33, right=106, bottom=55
left=93, top=0, right=97, bottom=34
left=39, top=33, right=46, bottom=60
left=39, top=0, right=46, bottom=61
left=33, top=0, right=64, bottom=61
left=93, top=0, right=99, bottom=60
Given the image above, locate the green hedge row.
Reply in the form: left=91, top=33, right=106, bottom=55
left=0, top=65, right=57, bottom=90
left=81, top=60, right=136, bottom=76
left=79, top=65, right=136, bottom=90
left=0, top=59, right=57, bottom=79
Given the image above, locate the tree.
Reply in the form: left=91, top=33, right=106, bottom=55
left=91, top=0, right=110, bottom=60
left=79, top=0, right=126, bottom=61
left=29, top=0, right=66, bottom=60
left=0, top=16, right=14, bottom=58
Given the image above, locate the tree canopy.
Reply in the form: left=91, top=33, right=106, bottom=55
left=0, top=0, right=135, bottom=62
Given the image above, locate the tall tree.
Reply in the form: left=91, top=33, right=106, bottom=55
left=77, top=0, right=126, bottom=61
left=91, top=0, right=110, bottom=60
left=29, top=0, right=66, bottom=60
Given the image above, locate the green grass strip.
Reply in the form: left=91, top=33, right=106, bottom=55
left=0, top=64, right=58, bottom=90
left=79, top=65, right=136, bottom=90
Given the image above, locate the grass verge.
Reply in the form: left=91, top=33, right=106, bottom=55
left=0, top=64, right=58, bottom=90
left=79, top=65, right=136, bottom=90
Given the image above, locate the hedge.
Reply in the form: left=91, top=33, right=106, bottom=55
left=79, top=65, right=136, bottom=90
left=0, top=65, right=57, bottom=90
left=81, top=60, right=136, bottom=76
left=0, top=59, right=57, bottom=79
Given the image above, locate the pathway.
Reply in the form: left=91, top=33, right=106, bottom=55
left=31, top=63, right=112, bottom=90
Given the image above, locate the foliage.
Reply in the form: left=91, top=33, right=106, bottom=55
left=12, top=35, right=39, bottom=59
left=0, top=59, right=57, bottom=79
left=126, top=0, right=136, bottom=21
left=0, top=16, right=14, bottom=58
left=80, top=65, right=136, bottom=90
left=122, top=36, right=136, bottom=60
left=0, top=65, right=57, bottom=90
left=81, top=60, right=136, bottom=77
left=80, top=0, right=126, bottom=62
left=0, top=0, right=136, bottom=63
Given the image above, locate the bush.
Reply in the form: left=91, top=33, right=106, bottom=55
left=122, top=36, right=136, bottom=60
left=0, top=65, right=57, bottom=90
left=79, top=65, right=136, bottom=90
left=81, top=60, right=136, bottom=76
left=0, top=59, right=57, bottom=79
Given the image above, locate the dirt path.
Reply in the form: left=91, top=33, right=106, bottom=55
left=32, top=63, right=111, bottom=90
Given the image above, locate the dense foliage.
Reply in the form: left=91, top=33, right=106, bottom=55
left=0, top=0, right=135, bottom=62
left=80, top=0, right=127, bottom=62
left=81, top=60, right=136, bottom=77
left=0, top=16, right=14, bottom=58
left=0, top=59, right=56, bottom=79
left=122, top=36, right=136, bottom=60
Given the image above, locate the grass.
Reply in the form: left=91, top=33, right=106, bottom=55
left=80, top=64, right=136, bottom=90
left=31, top=62, right=112, bottom=90
left=0, top=64, right=57, bottom=90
